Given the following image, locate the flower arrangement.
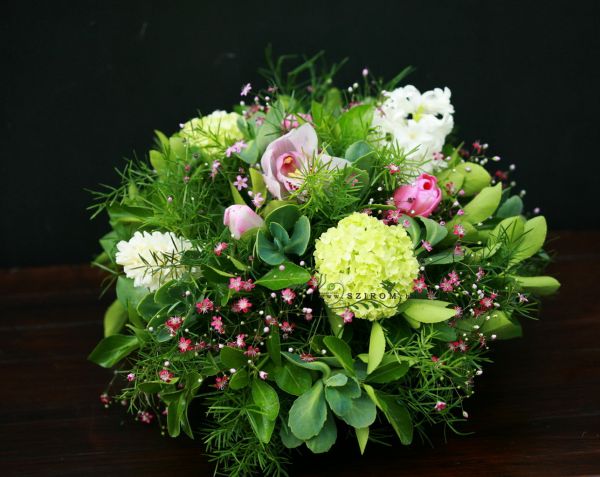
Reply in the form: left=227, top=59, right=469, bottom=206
left=89, top=52, right=560, bottom=476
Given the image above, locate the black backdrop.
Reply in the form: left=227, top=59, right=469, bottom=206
left=2, top=0, right=599, bottom=267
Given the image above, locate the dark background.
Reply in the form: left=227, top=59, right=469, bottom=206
left=2, top=0, right=599, bottom=268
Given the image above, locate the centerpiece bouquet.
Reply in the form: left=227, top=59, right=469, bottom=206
left=89, top=52, right=560, bottom=476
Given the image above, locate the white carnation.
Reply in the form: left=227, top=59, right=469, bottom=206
left=115, top=231, right=194, bottom=291
left=372, top=85, right=454, bottom=173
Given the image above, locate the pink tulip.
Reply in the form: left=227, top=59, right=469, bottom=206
left=393, top=173, right=442, bottom=217
left=223, top=205, right=264, bottom=239
left=260, top=123, right=348, bottom=199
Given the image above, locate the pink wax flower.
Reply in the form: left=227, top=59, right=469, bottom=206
left=393, top=173, right=442, bottom=217
left=260, top=123, right=349, bottom=199
left=223, top=204, right=264, bottom=239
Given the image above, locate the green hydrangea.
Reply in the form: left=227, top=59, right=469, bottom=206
left=179, top=110, right=243, bottom=151
left=314, top=212, right=419, bottom=320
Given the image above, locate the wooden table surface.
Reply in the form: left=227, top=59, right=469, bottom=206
left=2, top=231, right=599, bottom=477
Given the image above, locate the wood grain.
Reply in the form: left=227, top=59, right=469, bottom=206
left=1, top=232, right=599, bottom=476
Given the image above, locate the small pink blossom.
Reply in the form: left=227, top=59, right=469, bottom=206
left=387, top=164, right=401, bottom=174
left=448, top=271, right=461, bottom=285
left=454, top=306, right=463, bottom=317
left=259, top=370, right=269, bottom=380
left=434, top=401, right=447, bottom=411
left=159, top=369, right=174, bottom=383
left=100, top=393, right=110, bottom=405
left=165, top=316, right=183, bottom=335
left=235, top=334, right=247, bottom=348
left=518, top=293, right=529, bottom=303
left=210, top=160, right=221, bottom=179
left=281, top=288, right=296, bottom=304
left=454, top=243, right=464, bottom=256
left=232, top=298, right=252, bottom=313
left=439, top=278, right=454, bottom=292
left=241, top=279, right=255, bottom=291
left=196, top=298, right=214, bottom=314
left=307, top=276, right=318, bottom=290
left=245, top=345, right=260, bottom=358
left=214, top=242, right=228, bottom=256
left=240, top=83, right=252, bottom=96
left=210, top=315, right=225, bottom=334
left=341, top=308, right=354, bottom=324
left=413, top=276, right=427, bottom=293
left=178, top=337, right=193, bottom=353
left=280, top=321, right=295, bottom=334
left=226, top=140, right=248, bottom=158
left=233, top=175, right=249, bottom=191
left=300, top=353, right=316, bottom=362
left=214, top=375, right=229, bottom=390
left=479, top=297, right=494, bottom=309
left=421, top=240, right=432, bottom=252
left=453, top=224, right=465, bottom=238
left=229, top=276, right=243, bottom=292
left=432, top=151, right=445, bottom=161
left=138, top=410, right=154, bottom=424
left=127, top=373, right=136, bottom=382
left=476, top=267, right=486, bottom=281
left=252, top=192, right=265, bottom=208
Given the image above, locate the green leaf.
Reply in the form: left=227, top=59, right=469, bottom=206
left=166, top=392, right=187, bottom=438
left=136, top=293, right=163, bottom=321
left=252, top=379, right=279, bottom=421
left=462, top=183, right=502, bottom=223
left=288, top=380, right=327, bottom=440
left=367, top=321, right=385, bottom=374
left=238, top=139, right=259, bottom=164
left=345, top=141, right=375, bottom=172
left=264, top=203, right=301, bottom=230
left=285, top=215, right=311, bottom=256
left=510, top=216, right=547, bottom=266
left=274, top=362, right=312, bottom=396
left=305, top=411, right=337, bottom=454
left=256, top=230, right=286, bottom=265
left=338, top=104, right=374, bottom=143
left=455, top=162, right=491, bottom=196
left=399, top=215, right=421, bottom=248
left=324, top=372, right=348, bottom=387
left=255, top=262, right=311, bottom=290
left=365, top=361, right=410, bottom=384
left=355, top=427, right=369, bottom=455
left=149, top=150, right=166, bottom=175
left=104, top=299, right=127, bottom=337
left=283, top=352, right=332, bottom=378
left=337, top=393, right=377, bottom=429
left=280, top=418, right=303, bottom=448
left=248, top=410, right=276, bottom=444
left=481, top=310, right=522, bottom=339
left=229, top=182, right=246, bottom=206
left=229, top=369, right=250, bottom=390
left=269, top=222, right=290, bottom=247
left=497, top=195, right=524, bottom=218
left=513, top=275, right=560, bottom=295
left=364, top=385, right=413, bottom=445
left=422, top=248, right=465, bottom=265
left=266, top=324, right=281, bottom=367
left=419, top=217, right=448, bottom=247
left=220, top=347, right=247, bottom=369
left=402, top=299, right=456, bottom=323
left=88, top=334, right=139, bottom=368
left=116, top=276, right=148, bottom=309
left=325, top=378, right=361, bottom=417
left=323, top=336, right=355, bottom=375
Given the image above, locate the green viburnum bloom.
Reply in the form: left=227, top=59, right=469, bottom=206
left=314, top=212, right=419, bottom=320
left=179, top=110, right=243, bottom=151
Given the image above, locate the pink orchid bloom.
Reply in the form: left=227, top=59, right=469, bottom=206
left=260, top=123, right=349, bottom=199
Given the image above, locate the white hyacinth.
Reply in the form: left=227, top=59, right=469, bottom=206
left=372, top=85, right=454, bottom=173
left=115, top=231, right=193, bottom=291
